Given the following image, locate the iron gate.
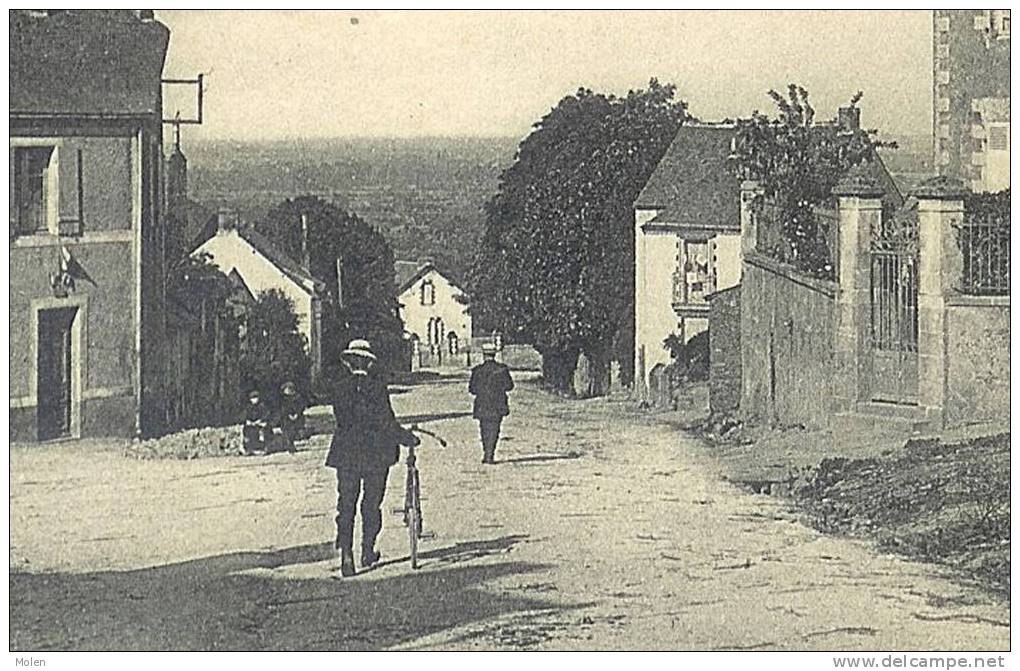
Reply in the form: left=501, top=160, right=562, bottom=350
left=869, top=219, right=919, bottom=404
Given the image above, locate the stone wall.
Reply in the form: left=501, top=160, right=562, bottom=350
left=708, top=285, right=741, bottom=415
left=740, top=253, right=837, bottom=429
left=944, top=296, right=1010, bottom=426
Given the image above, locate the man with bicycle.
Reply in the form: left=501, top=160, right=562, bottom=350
left=325, top=339, right=419, bottom=577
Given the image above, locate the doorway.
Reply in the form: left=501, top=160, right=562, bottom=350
left=37, top=307, right=78, bottom=440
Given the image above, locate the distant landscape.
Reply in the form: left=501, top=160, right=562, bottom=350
left=185, top=136, right=522, bottom=284
left=182, top=131, right=931, bottom=286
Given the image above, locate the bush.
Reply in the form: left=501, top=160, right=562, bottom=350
left=663, top=330, right=709, bottom=382
left=126, top=426, right=242, bottom=460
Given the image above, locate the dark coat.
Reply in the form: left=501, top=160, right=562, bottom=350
left=325, top=369, right=416, bottom=471
left=244, top=399, right=270, bottom=426
left=469, top=359, right=515, bottom=419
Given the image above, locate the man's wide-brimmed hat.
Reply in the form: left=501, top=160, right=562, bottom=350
left=342, top=339, right=377, bottom=361
left=248, top=389, right=261, bottom=399
left=481, top=343, right=498, bottom=355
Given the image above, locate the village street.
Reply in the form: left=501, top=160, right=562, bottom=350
left=9, top=373, right=1009, bottom=651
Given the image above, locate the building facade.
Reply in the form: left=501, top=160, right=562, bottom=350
left=633, top=124, right=743, bottom=392
left=395, top=261, right=472, bottom=365
left=933, top=9, right=1010, bottom=192
left=193, top=214, right=324, bottom=380
left=10, top=10, right=171, bottom=441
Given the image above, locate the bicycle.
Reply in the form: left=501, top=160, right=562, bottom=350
left=397, top=424, right=447, bottom=569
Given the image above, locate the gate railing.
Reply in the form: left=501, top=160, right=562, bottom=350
left=953, top=211, right=1010, bottom=295
left=870, top=248, right=918, bottom=352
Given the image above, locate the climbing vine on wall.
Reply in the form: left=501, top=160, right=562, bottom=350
left=728, top=85, right=895, bottom=280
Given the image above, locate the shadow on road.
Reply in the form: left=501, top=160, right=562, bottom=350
left=11, top=537, right=565, bottom=651
left=397, top=411, right=473, bottom=425
left=499, top=453, right=583, bottom=465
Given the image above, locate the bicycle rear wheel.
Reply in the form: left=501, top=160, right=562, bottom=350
left=407, top=469, right=421, bottom=569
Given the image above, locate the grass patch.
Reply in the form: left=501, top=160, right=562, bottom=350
left=793, top=433, right=1010, bottom=596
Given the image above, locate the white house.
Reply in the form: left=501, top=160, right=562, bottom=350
left=633, top=123, right=743, bottom=392
left=395, top=260, right=471, bottom=359
left=193, top=212, right=324, bottom=378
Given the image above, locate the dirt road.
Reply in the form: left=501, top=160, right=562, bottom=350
left=9, top=374, right=1009, bottom=650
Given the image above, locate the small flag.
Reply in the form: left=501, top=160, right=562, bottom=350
left=59, top=244, right=97, bottom=290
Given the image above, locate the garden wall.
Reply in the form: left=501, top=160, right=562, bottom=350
left=708, top=286, right=741, bottom=415
left=740, top=253, right=837, bottom=429
left=944, top=296, right=1010, bottom=426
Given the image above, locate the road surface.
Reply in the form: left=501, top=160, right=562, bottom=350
left=9, top=373, right=1009, bottom=650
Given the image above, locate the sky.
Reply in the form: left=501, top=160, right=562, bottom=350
left=156, top=10, right=933, bottom=142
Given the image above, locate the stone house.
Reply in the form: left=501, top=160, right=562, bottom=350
left=193, top=213, right=325, bottom=381
left=395, top=260, right=472, bottom=366
left=933, top=9, right=1010, bottom=192
left=632, top=123, right=742, bottom=395
left=9, top=10, right=172, bottom=440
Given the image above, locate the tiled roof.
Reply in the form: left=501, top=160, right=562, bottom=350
left=634, top=124, right=741, bottom=232
left=395, top=260, right=434, bottom=294
left=10, top=10, right=170, bottom=117
left=636, top=123, right=904, bottom=230
left=239, top=227, right=324, bottom=294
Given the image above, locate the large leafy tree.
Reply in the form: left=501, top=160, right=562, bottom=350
left=728, top=85, right=893, bottom=279
left=470, top=79, right=688, bottom=395
left=240, top=289, right=312, bottom=401
left=257, top=196, right=405, bottom=379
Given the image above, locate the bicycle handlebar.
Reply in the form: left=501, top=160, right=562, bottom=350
left=409, top=424, right=448, bottom=447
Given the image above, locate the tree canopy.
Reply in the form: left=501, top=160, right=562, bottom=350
left=257, top=196, right=405, bottom=375
left=469, top=79, right=688, bottom=394
left=240, top=289, right=312, bottom=399
left=728, top=85, right=893, bottom=278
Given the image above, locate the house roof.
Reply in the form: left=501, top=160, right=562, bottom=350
left=395, top=261, right=430, bottom=293
left=634, top=124, right=741, bottom=232
left=10, top=10, right=170, bottom=118
left=194, top=224, right=325, bottom=296
left=635, top=123, right=904, bottom=232
left=238, top=227, right=325, bottom=294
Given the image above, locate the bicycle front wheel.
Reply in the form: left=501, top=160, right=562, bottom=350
left=407, top=470, right=421, bottom=569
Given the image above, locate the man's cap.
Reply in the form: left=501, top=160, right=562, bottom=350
left=248, top=389, right=260, bottom=399
left=481, top=343, right=498, bottom=355
left=281, top=382, right=296, bottom=394
left=342, top=339, right=377, bottom=361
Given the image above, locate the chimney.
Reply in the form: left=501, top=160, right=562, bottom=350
left=837, top=106, right=861, bottom=133
left=135, top=10, right=155, bottom=21
left=217, top=207, right=237, bottom=233
left=300, top=213, right=310, bottom=270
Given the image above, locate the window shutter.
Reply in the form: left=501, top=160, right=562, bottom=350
left=58, top=143, right=83, bottom=236
left=989, top=125, right=1009, bottom=152
left=9, top=150, right=16, bottom=239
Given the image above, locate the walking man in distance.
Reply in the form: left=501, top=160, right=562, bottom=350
left=325, top=339, right=419, bottom=576
left=468, top=343, right=514, bottom=464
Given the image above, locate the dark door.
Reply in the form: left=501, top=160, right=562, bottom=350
left=37, top=307, right=77, bottom=440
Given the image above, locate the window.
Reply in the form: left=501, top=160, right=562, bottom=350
left=681, top=240, right=713, bottom=303
left=420, top=278, right=435, bottom=306
left=12, top=145, right=55, bottom=234
left=993, top=10, right=1010, bottom=37
left=983, top=122, right=1010, bottom=192
left=988, top=124, right=1009, bottom=152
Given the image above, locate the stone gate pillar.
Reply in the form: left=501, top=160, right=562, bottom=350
left=740, top=180, right=763, bottom=259
left=914, top=177, right=966, bottom=429
left=832, top=172, right=885, bottom=412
